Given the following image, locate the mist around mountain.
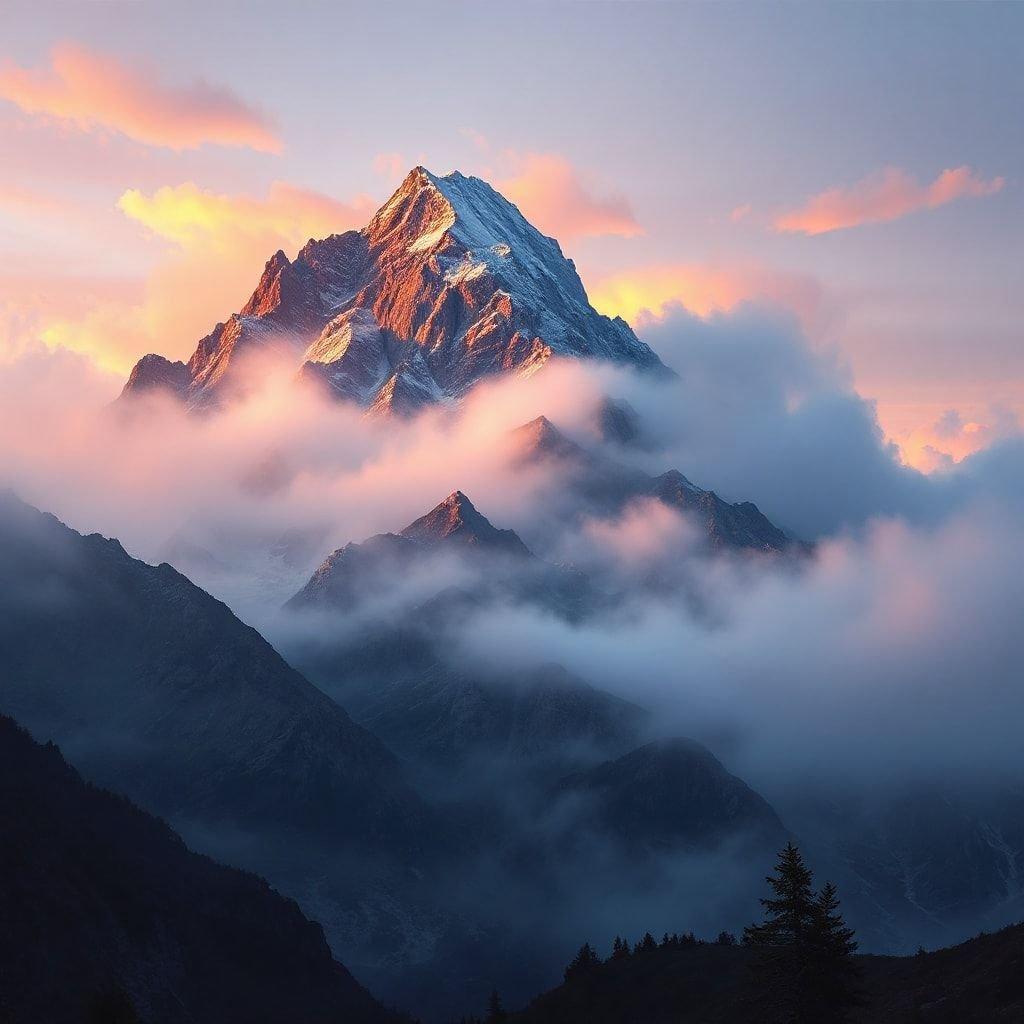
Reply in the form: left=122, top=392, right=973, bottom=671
left=0, top=493, right=794, bottom=1020
left=3, top=164, right=1024, bottom=1023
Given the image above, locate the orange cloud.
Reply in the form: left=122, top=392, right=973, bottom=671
left=117, top=181, right=375, bottom=251
left=895, top=406, right=1020, bottom=474
left=28, top=181, right=376, bottom=374
left=587, top=263, right=833, bottom=337
left=775, top=165, right=1004, bottom=235
left=497, top=152, right=643, bottom=241
left=0, top=42, right=280, bottom=152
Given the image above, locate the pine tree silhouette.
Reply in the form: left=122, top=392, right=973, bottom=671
left=807, top=881, right=862, bottom=1018
left=485, top=987, right=506, bottom=1023
left=564, top=942, right=601, bottom=981
left=743, top=843, right=860, bottom=1022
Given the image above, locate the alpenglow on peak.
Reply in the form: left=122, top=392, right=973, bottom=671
left=120, top=166, right=666, bottom=415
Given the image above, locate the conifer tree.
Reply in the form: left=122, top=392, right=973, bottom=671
left=564, top=942, right=601, bottom=981
left=807, top=881, right=862, bottom=1017
left=743, top=843, right=860, bottom=1022
left=611, top=935, right=631, bottom=960
left=744, top=842, right=816, bottom=951
left=485, top=987, right=506, bottom=1023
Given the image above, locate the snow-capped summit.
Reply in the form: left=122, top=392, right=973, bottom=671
left=120, top=167, right=666, bottom=413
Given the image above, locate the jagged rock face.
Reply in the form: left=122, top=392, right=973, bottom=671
left=121, top=167, right=665, bottom=412
left=400, top=489, right=531, bottom=555
left=118, top=352, right=189, bottom=399
left=511, top=416, right=798, bottom=554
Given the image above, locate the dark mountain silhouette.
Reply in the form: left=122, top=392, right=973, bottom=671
left=0, top=492, right=446, bottom=1006
left=553, top=738, right=786, bottom=854
left=509, top=923, right=1024, bottom=1023
left=0, top=492, right=424, bottom=846
left=0, top=713, right=394, bottom=1024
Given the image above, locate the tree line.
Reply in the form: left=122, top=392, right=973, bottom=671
left=467, top=842, right=861, bottom=1024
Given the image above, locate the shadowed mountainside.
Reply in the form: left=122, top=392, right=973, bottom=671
left=0, top=713, right=395, bottom=1024
left=510, top=923, right=1024, bottom=1023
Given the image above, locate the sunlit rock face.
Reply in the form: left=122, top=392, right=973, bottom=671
left=121, top=167, right=666, bottom=412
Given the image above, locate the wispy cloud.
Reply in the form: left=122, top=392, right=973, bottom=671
left=0, top=43, right=280, bottom=152
left=774, top=165, right=1004, bottom=235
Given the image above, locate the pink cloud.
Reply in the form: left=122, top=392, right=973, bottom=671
left=586, top=262, right=835, bottom=339
left=497, top=152, right=643, bottom=241
left=775, top=165, right=1005, bottom=235
left=0, top=183, right=64, bottom=216
left=0, top=42, right=280, bottom=152
left=895, top=405, right=1020, bottom=474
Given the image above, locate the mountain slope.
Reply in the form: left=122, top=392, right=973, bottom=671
left=0, top=714, right=393, bottom=1024
left=0, top=492, right=424, bottom=846
left=121, top=167, right=665, bottom=412
left=510, top=415, right=796, bottom=554
left=509, top=923, right=1024, bottom=1023
left=0, top=493, right=454, bottom=1007
left=287, top=490, right=587, bottom=617
left=554, top=738, right=787, bottom=854
left=400, top=490, right=531, bottom=554
left=286, top=495, right=630, bottom=776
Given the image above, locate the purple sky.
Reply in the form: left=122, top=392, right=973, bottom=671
left=0, top=0, right=1020, bottom=467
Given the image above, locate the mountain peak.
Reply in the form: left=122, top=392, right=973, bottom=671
left=400, top=491, right=531, bottom=556
left=121, top=166, right=666, bottom=411
left=510, top=415, right=586, bottom=462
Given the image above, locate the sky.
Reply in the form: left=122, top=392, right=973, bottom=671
left=0, top=0, right=1021, bottom=470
